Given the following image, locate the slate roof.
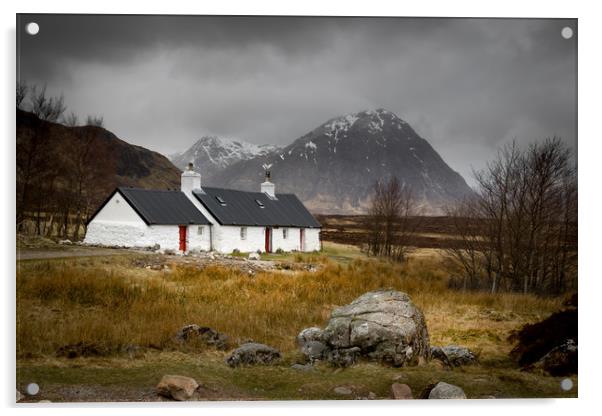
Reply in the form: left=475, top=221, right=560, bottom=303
left=89, top=187, right=211, bottom=225
left=193, top=187, right=321, bottom=228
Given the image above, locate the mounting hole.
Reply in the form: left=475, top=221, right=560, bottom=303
left=561, top=26, right=573, bottom=40
left=560, top=378, right=573, bottom=391
left=25, top=22, right=40, bottom=36
left=26, top=383, right=40, bottom=395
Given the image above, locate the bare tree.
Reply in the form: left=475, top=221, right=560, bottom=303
left=17, top=84, right=66, bottom=230
left=445, top=138, right=577, bottom=295
left=365, top=177, right=418, bottom=262
left=444, top=197, right=490, bottom=291
left=85, top=115, right=104, bottom=127
left=17, top=86, right=117, bottom=239
left=16, top=81, right=28, bottom=109
left=30, top=84, right=66, bottom=122
left=62, top=112, right=79, bottom=127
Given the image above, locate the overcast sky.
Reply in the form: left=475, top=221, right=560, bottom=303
left=18, top=15, right=576, bottom=184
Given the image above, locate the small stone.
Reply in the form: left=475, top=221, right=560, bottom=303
left=391, top=383, right=413, bottom=399
left=434, top=345, right=478, bottom=367
left=175, top=324, right=231, bottom=350
left=296, top=327, right=329, bottom=362
left=334, top=386, right=353, bottom=396
left=16, top=390, right=22, bottom=402
left=156, top=375, right=199, bottom=401
left=428, top=382, right=466, bottom=399
left=291, top=363, right=314, bottom=372
left=248, top=252, right=260, bottom=260
left=225, top=342, right=281, bottom=367
left=367, top=392, right=377, bottom=400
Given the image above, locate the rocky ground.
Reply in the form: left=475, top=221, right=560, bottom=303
left=16, top=242, right=577, bottom=402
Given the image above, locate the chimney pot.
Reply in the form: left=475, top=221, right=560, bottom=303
left=261, top=174, right=276, bottom=198
left=181, top=162, right=201, bottom=193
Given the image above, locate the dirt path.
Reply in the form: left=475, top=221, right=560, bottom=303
left=17, top=247, right=150, bottom=261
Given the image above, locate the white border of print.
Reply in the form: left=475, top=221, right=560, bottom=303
left=1, top=1, right=599, bottom=415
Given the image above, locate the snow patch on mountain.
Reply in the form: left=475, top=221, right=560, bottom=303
left=305, top=140, right=317, bottom=150
left=171, top=135, right=279, bottom=177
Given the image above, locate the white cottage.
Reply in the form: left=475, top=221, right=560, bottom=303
left=84, top=163, right=321, bottom=253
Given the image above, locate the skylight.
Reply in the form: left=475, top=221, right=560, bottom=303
left=215, top=196, right=227, bottom=206
left=255, top=199, right=265, bottom=208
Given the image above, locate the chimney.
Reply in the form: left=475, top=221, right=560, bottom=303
left=181, top=162, right=201, bottom=193
left=261, top=169, right=276, bottom=198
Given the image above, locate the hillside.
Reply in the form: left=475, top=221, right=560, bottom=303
left=16, top=109, right=182, bottom=236
left=209, top=109, right=473, bottom=214
left=17, top=109, right=181, bottom=192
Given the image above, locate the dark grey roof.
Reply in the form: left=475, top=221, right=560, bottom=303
left=193, top=187, right=321, bottom=228
left=89, top=187, right=212, bottom=225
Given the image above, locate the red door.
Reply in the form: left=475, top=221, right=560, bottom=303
left=300, top=229, right=305, bottom=252
left=265, top=227, right=271, bottom=253
left=179, top=225, right=187, bottom=252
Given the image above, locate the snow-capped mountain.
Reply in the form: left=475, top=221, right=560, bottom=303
left=171, top=136, right=279, bottom=182
left=210, top=109, right=473, bottom=214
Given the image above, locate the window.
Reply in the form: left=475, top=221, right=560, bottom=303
left=240, top=227, right=247, bottom=240
left=283, top=228, right=288, bottom=239
left=197, top=226, right=204, bottom=235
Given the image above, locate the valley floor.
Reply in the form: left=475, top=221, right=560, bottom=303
left=16, top=242, right=577, bottom=402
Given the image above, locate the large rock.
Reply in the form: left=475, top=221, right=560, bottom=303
left=391, top=383, right=413, bottom=399
left=225, top=342, right=281, bottom=367
left=300, top=289, right=430, bottom=367
left=431, top=345, right=478, bottom=367
left=156, top=375, right=199, bottom=401
left=428, top=382, right=466, bottom=399
left=175, top=324, right=231, bottom=350
left=296, top=327, right=328, bottom=362
left=534, top=339, right=577, bottom=376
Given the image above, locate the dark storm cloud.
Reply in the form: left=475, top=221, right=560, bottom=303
left=17, top=15, right=576, bottom=184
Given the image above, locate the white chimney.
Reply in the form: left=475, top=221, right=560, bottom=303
left=181, top=162, right=201, bottom=193
left=261, top=170, right=276, bottom=198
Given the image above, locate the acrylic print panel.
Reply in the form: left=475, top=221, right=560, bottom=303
left=16, top=14, right=577, bottom=403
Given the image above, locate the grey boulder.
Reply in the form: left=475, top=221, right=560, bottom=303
left=428, top=382, right=466, bottom=399
left=225, top=342, right=281, bottom=367
left=431, top=345, right=478, bottom=367
left=315, top=289, right=430, bottom=367
left=296, top=327, right=328, bottom=362
left=175, top=324, right=231, bottom=350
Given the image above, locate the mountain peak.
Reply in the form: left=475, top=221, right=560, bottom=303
left=170, top=135, right=279, bottom=178
left=210, top=109, right=472, bottom=215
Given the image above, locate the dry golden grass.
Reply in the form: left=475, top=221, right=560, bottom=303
left=16, top=248, right=561, bottom=361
